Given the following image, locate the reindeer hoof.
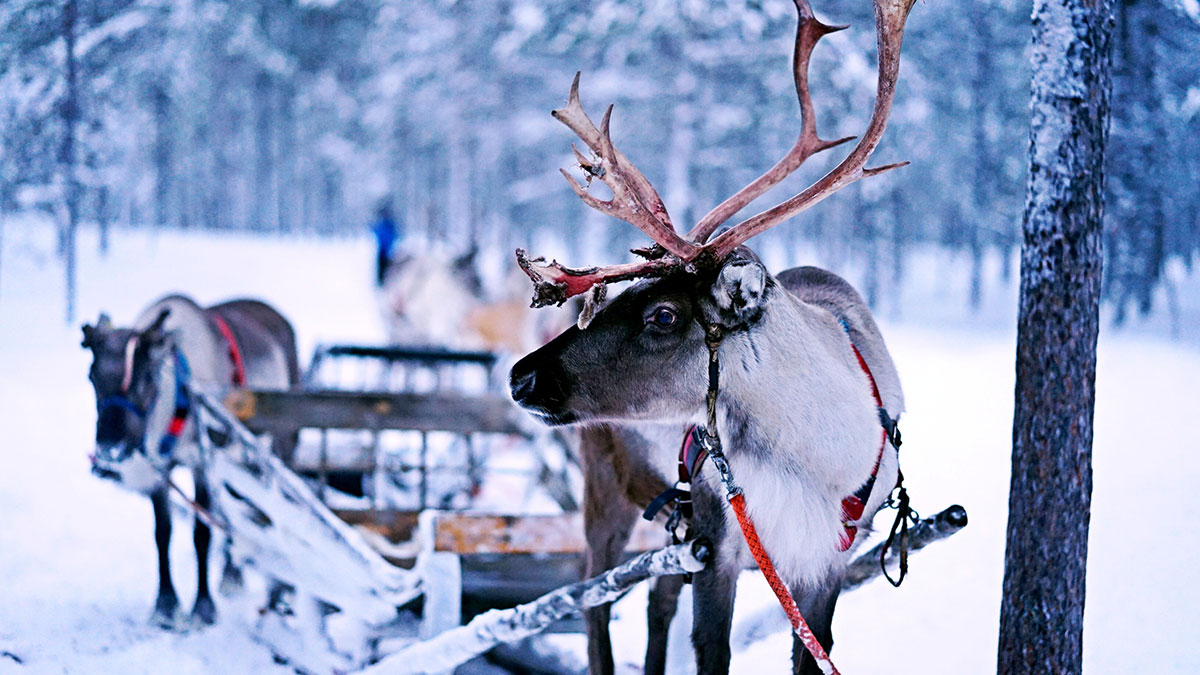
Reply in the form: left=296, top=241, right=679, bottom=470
left=149, top=595, right=181, bottom=630
left=219, top=566, right=245, bottom=597
left=191, top=595, right=218, bottom=626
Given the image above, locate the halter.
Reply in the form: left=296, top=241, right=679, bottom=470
left=96, top=344, right=192, bottom=464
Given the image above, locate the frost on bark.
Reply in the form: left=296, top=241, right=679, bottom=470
left=997, top=0, right=1111, bottom=672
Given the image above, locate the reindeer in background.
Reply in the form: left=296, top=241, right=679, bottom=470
left=82, top=296, right=299, bottom=629
left=379, top=246, right=572, bottom=353
left=509, top=0, right=917, bottom=672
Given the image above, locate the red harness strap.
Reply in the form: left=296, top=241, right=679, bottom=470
left=728, top=491, right=839, bottom=674
left=210, top=315, right=246, bottom=387
left=643, top=324, right=899, bottom=673
left=838, top=342, right=889, bottom=551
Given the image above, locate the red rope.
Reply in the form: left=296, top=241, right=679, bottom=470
left=728, top=493, right=839, bottom=675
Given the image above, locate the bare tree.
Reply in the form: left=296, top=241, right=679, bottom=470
left=997, top=0, right=1112, bottom=671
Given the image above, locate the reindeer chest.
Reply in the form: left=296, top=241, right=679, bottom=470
left=707, top=453, right=850, bottom=588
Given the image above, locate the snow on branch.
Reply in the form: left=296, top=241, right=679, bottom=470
left=360, top=540, right=712, bottom=674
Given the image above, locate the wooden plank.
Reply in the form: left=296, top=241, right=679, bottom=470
left=321, top=344, right=498, bottom=367
left=432, top=512, right=665, bottom=555
left=334, top=509, right=421, bottom=544
left=241, top=389, right=526, bottom=436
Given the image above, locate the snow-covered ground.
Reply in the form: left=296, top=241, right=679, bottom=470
left=1, top=217, right=1197, bottom=674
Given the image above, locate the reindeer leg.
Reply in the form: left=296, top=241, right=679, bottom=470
left=190, top=475, right=217, bottom=626
left=149, top=487, right=180, bottom=629
left=218, top=535, right=245, bottom=597
left=581, top=426, right=639, bottom=675
left=644, top=572, right=684, bottom=675
left=690, top=485, right=736, bottom=675
left=790, top=577, right=841, bottom=675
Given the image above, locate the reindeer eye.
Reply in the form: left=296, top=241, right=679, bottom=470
left=649, top=307, right=678, bottom=328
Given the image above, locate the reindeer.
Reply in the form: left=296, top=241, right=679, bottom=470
left=508, top=0, right=916, bottom=672
left=380, top=247, right=571, bottom=353
left=81, top=294, right=299, bottom=629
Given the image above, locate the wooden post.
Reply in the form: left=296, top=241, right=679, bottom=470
left=419, top=431, right=429, bottom=510
left=418, top=510, right=462, bottom=643
left=318, top=428, right=329, bottom=502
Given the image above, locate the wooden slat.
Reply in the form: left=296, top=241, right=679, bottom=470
left=432, top=512, right=666, bottom=555
left=241, top=389, right=526, bottom=436
left=334, top=509, right=421, bottom=544
left=321, top=344, right=498, bottom=367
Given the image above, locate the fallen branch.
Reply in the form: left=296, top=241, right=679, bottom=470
left=842, top=504, right=968, bottom=591
left=360, top=540, right=711, bottom=674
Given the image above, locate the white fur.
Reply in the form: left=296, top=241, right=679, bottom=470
left=701, top=287, right=900, bottom=587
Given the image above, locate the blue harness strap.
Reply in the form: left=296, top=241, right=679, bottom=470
left=98, top=395, right=145, bottom=419
left=156, top=347, right=191, bottom=459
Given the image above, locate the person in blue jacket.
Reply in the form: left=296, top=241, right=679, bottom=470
left=371, top=205, right=401, bottom=286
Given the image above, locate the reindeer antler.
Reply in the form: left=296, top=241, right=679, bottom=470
left=518, top=0, right=917, bottom=309
left=685, top=0, right=854, bottom=245
left=553, top=73, right=698, bottom=262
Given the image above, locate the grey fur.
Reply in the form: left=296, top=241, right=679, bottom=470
left=511, top=255, right=904, bottom=675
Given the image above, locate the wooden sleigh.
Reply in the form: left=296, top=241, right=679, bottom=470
left=186, top=344, right=967, bottom=673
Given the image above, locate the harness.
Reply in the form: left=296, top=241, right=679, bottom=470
left=642, top=319, right=913, bottom=673
left=96, top=344, right=192, bottom=463
left=96, top=315, right=245, bottom=468
left=209, top=314, right=247, bottom=387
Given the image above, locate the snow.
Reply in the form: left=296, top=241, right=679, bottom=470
left=1, top=215, right=1199, bottom=673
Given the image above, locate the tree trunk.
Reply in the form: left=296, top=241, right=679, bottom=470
left=151, top=81, right=171, bottom=229
left=997, top=0, right=1111, bottom=672
left=968, top=7, right=995, bottom=313
left=62, top=0, right=80, bottom=324
left=97, top=185, right=110, bottom=255
left=889, top=191, right=905, bottom=320
left=253, top=72, right=274, bottom=232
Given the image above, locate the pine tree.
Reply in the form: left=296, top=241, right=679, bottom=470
left=997, top=0, right=1111, bottom=671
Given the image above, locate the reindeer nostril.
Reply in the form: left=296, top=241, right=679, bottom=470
left=510, top=368, right=537, bottom=403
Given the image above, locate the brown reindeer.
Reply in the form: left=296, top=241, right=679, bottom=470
left=508, top=0, right=916, bottom=673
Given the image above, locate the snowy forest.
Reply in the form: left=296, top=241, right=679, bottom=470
left=3, top=0, right=1200, bottom=673
left=3, top=0, right=1199, bottom=323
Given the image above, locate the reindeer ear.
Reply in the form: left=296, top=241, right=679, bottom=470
left=140, top=308, right=171, bottom=345
left=148, top=308, right=170, bottom=332
left=708, top=258, right=769, bottom=327
left=82, top=312, right=113, bottom=348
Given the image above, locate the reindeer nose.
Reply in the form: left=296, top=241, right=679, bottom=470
left=510, top=367, right=538, bottom=404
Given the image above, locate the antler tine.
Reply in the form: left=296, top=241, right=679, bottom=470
left=686, top=0, right=853, bottom=245
left=516, top=249, right=679, bottom=308
left=701, top=0, right=917, bottom=262
left=551, top=73, right=697, bottom=260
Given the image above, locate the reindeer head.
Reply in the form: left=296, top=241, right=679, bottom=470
left=82, top=309, right=175, bottom=490
left=511, top=250, right=777, bottom=425
left=510, top=0, right=915, bottom=426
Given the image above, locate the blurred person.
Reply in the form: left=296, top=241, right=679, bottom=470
left=371, top=204, right=402, bottom=286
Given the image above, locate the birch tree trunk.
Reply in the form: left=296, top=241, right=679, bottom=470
left=997, top=0, right=1111, bottom=672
